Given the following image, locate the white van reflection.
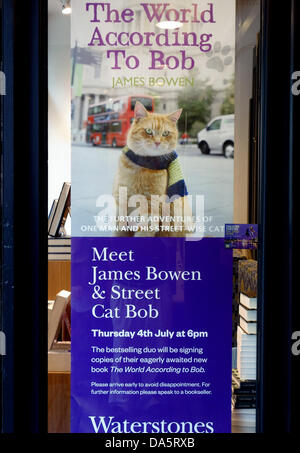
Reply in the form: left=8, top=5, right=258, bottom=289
left=197, top=114, right=234, bottom=158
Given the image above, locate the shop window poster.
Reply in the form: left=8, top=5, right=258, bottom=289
left=71, top=0, right=235, bottom=433
left=225, top=224, right=258, bottom=250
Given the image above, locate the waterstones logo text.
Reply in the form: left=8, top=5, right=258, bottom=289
left=88, top=415, right=214, bottom=433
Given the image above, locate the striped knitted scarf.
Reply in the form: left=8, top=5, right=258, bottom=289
left=122, top=146, right=188, bottom=198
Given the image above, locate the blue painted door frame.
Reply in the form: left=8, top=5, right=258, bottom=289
left=1, top=0, right=300, bottom=434
left=1, top=0, right=48, bottom=433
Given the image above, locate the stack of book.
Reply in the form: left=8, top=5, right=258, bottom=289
left=48, top=236, right=71, bottom=261
left=48, top=182, right=71, bottom=237
left=232, top=369, right=256, bottom=433
left=237, top=293, right=257, bottom=381
left=232, top=250, right=248, bottom=347
left=48, top=182, right=71, bottom=261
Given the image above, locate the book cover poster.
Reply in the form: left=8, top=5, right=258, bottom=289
left=71, top=0, right=235, bottom=433
left=225, top=224, right=258, bottom=249
left=71, top=0, right=235, bottom=238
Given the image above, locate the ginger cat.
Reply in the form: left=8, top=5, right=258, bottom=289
left=113, top=101, right=194, bottom=237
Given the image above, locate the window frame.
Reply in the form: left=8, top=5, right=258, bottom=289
left=1, top=0, right=299, bottom=435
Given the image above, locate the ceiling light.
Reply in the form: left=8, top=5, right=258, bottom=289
left=62, top=1, right=72, bottom=15
left=156, top=21, right=183, bottom=30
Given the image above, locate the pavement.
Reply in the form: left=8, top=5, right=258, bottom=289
left=72, top=143, right=234, bottom=237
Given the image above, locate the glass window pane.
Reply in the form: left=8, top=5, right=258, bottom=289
left=47, top=0, right=261, bottom=434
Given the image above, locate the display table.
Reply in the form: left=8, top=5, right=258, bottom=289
left=48, top=260, right=71, bottom=433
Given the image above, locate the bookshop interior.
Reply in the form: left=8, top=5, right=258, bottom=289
left=47, top=0, right=261, bottom=433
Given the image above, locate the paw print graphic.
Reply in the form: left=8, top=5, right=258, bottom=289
left=206, top=41, right=234, bottom=73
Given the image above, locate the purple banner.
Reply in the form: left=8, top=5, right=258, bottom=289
left=71, top=238, right=232, bottom=433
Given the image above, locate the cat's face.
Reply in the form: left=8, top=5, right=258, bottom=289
left=127, top=101, right=182, bottom=157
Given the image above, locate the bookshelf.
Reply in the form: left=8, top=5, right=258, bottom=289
left=48, top=184, right=72, bottom=433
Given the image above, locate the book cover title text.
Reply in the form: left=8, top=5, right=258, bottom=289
left=85, top=2, right=216, bottom=70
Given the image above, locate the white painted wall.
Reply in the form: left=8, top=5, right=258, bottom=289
left=48, top=0, right=71, bottom=232
left=234, top=0, right=260, bottom=223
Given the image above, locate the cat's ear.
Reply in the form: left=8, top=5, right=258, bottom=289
left=134, top=101, right=148, bottom=121
left=168, top=109, right=182, bottom=123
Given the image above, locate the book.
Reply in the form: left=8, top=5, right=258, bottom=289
left=237, top=351, right=256, bottom=359
left=48, top=350, right=71, bottom=373
left=232, top=412, right=256, bottom=430
left=239, top=304, right=257, bottom=322
left=234, top=387, right=256, bottom=395
left=237, top=344, right=257, bottom=350
left=237, top=360, right=256, bottom=370
left=48, top=290, right=71, bottom=350
left=237, top=360, right=256, bottom=368
left=237, top=372, right=256, bottom=379
left=237, top=325, right=256, bottom=341
left=238, top=352, right=257, bottom=359
left=52, top=340, right=71, bottom=351
left=236, top=327, right=257, bottom=380
left=238, top=261, right=257, bottom=298
left=232, top=408, right=256, bottom=416
left=48, top=236, right=71, bottom=260
left=234, top=394, right=256, bottom=403
left=239, top=317, right=257, bottom=335
left=234, top=401, right=256, bottom=409
left=48, top=182, right=71, bottom=237
left=48, top=301, right=54, bottom=328
left=48, top=199, right=58, bottom=234
left=232, top=370, right=256, bottom=389
left=237, top=370, right=256, bottom=380
left=48, top=253, right=71, bottom=261
left=232, top=372, right=256, bottom=391
left=232, top=369, right=256, bottom=433
left=48, top=237, right=71, bottom=246
left=62, top=299, right=71, bottom=341
left=48, top=247, right=71, bottom=254
left=240, top=293, right=257, bottom=310
left=232, top=425, right=255, bottom=434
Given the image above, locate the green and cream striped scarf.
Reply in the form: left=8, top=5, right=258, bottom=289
left=122, top=146, right=188, bottom=198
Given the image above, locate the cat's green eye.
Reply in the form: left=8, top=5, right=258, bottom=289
left=145, top=128, right=153, bottom=135
left=162, top=130, right=169, bottom=137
